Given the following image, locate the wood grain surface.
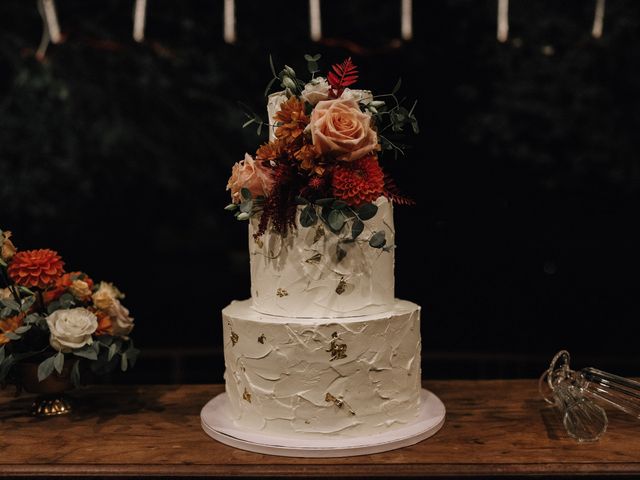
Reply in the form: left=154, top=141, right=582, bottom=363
left=1, top=380, right=639, bottom=477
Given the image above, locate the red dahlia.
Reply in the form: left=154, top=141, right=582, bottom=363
left=331, top=154, right=385, bottom=206
left=7, top=249, right=65, bottom=289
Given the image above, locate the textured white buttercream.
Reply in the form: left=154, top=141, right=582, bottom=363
left=223, top=299, right=422, bottom=438
left=249, top=196, right=395, bottom=318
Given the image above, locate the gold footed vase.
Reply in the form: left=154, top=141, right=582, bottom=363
left=17, top=362, right=75, bottom=417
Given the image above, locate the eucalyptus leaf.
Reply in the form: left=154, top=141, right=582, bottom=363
left=369, top=231, right=387, bottom=248
left=224, top=203, right=238, bottom=211
left=352, top=219, right=365, bottom=240
left=4, top=331, right=21, bottom=340
left=328, top=210, right=346, bottom=232
left=0, top=298, right=20, bottom=312
left=315, top=198, right=335, bottom=207
left=299, top=205, right=318, bottom=227
left=332, top=200, right=348, bottom=210
left=14, top=325, right=31, bottom=335
left=357, top=203, right=378, bottom=221
left=127, top=348, right=141, bottom=368
left=241, top=188, right=252, bottom=201
left=20, top=296, right=36, bottom=312
left=120, top=353, right=128, bottom=372
left=108, top=343, right=118, bottom=361
left=37, top=356, right=56, bottom=382
left=54, top=352, right=64, bottom=374
left=73, top=343, right=99, bottom=360
left=295, top=196, right=309, bottom=205
left=263, top=76, right=277, bottom=97
left=1, top=307, right=14, bottom=318
left=236, top=212, right=250, bottom=221
left=71, top=361, right=81, bottom=387
left=0, top=345, right=5, bottom=364
left=269, top=54, right=277, bottom=77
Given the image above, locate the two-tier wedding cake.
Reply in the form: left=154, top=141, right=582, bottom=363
left=208, top=57, right=440, bottom=451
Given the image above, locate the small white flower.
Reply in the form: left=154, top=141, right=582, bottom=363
left=340, top=88, right=373, bottom=105
left=301, top=77, right=330, bottom=106
left=46, top=307, right=98, bottom=352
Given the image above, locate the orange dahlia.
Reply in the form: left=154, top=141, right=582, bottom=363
left=256, top=141, right=284, bottom=163
left=7, top=249, right=65, bottom=290
left=43, top=271, right=94, bottom=304
left=274, top=97, right=309, bottom=144
left=0, top=312, right=25, bottom=345
left=331, top=154, right=385, bottom=207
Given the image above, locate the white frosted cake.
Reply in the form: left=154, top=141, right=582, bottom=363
left=222, top=57, right=422, bottom=438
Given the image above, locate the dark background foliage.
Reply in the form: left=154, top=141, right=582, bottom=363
left=1, top=0, right=639, bottom=383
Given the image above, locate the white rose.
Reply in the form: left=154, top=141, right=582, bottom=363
left=109, top=300, right=135, bottom=337
left=301, top=77, right=330, bottom=106
left=340, top=88, right=373, bottom=105
left=47, top=307, right=98, bottom=352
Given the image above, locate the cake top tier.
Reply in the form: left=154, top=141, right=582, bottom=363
left=224, top=55, right=419, bottom=245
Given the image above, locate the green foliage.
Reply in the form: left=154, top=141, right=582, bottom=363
left=369, top=231, right=387, bottom=249
left=37, top=356, right=56, bottom=382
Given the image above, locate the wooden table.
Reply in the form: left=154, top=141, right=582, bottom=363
left=1, top=380, right=639, bottom=478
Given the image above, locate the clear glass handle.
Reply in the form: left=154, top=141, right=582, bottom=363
left=578, top=367, right=640, bottom=418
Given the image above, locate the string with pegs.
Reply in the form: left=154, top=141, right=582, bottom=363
left=497, top=0, right=509, bottom=43
left=309, top=0, right=322, bottom=42
left=224, top=0, right=236, bottom=44
left=592, top=0, right=605, bottom=39
left=133, top=0, right=147, bottom=42
left=401, top=0, right=413, bottom=41
left=36, top=0, right=62, bottom=60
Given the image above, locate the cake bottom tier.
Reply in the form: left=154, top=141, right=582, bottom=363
left=222, top=299, right=422, bottom=438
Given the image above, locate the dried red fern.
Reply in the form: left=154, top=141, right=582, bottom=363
left=383, top=172, right=416, bottom=206
left=328, top=57, right=359, bottom=98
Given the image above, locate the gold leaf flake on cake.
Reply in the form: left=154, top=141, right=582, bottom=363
left=335, top=277, right=347, bottom=295
left=305, top=253, right=323, bottom=264
left=313, top=224, right=325, bottom=244
left=326, top=332, right=347, bottom=361
left=230, top=331, right=239, bottom=346
left=258, top=334, right=266, bottom=344
left=243, top=388, right=252, bottom=403
left=325, top=392, right=355, bottom=415
left=276, top=288, right=288, bottom=297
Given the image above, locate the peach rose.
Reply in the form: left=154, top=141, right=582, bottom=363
left=226, top=154, right=275, bottom=204
left=309, top=99, right=378, bottom=162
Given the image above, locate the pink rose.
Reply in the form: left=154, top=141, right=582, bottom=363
left=309, top=99, right=378, bottom=162
left=227, top=154, right=275, bottom=203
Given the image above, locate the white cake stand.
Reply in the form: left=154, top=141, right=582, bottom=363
left=200, top=389, right=445, bottom=458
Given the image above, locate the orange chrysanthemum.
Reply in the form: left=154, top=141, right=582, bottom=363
left=0, top=312, right=25, bottom=345
left=43, top=271, right=94, bottom=304
left=274, top=97, right=309, bottom=144
left=293, top=143, right=323, bottom=174
left=331, top=154, right=385, bottom=207
left=256, top=141, right=285, bottom=163
left=7, top=249, right=65, bottom=290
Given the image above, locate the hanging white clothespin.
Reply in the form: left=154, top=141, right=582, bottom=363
left=224, top=0, right=236, bottom=44
left=36, top=0, right=61, bottom=60
left=133, top=0, right=147, bottom=42
left=497, top=0, right=509, bottom=43
left=592, top=0, right=605, bottom=39
left=401, top=0, right=413, bottom=41
left=309, top=0, right=322, bottom=42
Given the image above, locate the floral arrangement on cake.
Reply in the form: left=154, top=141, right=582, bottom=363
left=226, top=55, right=418, bottom=250
left=0, top=228, right=139, bottom=386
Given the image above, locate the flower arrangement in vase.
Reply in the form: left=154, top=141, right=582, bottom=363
left=226, top=55, right=418, bottom=251
left=0, top=228, right=138, bottom=415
